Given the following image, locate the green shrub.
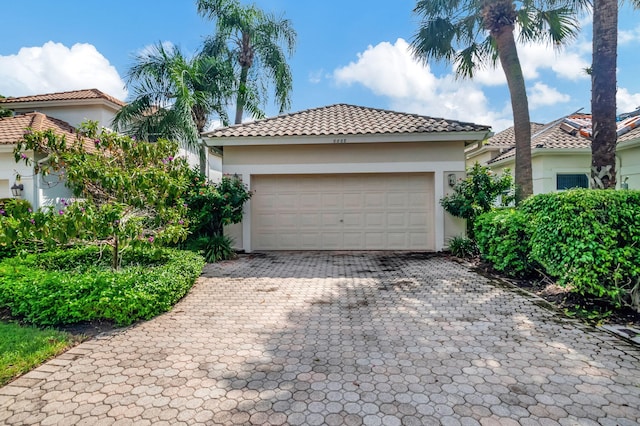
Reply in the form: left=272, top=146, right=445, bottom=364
left=188, top=234, right=235, bottom=263
left=0, top=246, right=204, bottom=326
left=448, top=236, right=478, bottom=258
left=440, top=163, right=514, bottom=237
left=475, top=209, right=537, bottom=277
left=521, top=189, right=640, bottom=311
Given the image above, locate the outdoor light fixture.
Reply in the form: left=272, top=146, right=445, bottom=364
left=10, top=181, right=24, bottom=197
left=448, top=173, right=457, bottom=187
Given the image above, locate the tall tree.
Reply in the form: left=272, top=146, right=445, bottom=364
left=196, top=0, right=296, bottom=124
left=411, top=0, right=581, bottom=202
left=112, top=42, right=233, bottom=159
left=590, top=0, right=618, bottom=189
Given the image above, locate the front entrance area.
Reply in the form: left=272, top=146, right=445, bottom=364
left=250, top=173, right=434, bottom=250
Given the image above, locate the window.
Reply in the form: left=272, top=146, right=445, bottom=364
left=556, top=174, right=588, bottom=190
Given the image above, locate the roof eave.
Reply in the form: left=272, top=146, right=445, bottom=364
left=202, top=130, right=490, bottom=147
left=488, top=146, right=592, bottom=167
left=2, top=98, right=122, bottom=112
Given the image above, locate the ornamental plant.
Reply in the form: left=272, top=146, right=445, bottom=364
left=183, top=169, right=251, bottom=261
left=441, top=163, right=514, bottom=238
left=9, top=121, right=191, bottom=269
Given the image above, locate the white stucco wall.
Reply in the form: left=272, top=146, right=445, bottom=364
left=10, top=105, right=117, bottom=130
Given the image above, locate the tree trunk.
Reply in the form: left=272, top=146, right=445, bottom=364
left=234, top=65, right=250, bottom=124
left=493, top=25, right=533, bottom=202
left=591, top=0, right=618, bottom=189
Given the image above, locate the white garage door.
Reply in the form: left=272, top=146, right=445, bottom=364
left=251, top=173, right=434, bottom=250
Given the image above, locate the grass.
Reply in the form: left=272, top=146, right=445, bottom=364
left=0, top=321, right=76, bottom=386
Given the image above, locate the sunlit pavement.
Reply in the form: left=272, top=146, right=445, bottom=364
left=1, top=252, right=639, bottom=425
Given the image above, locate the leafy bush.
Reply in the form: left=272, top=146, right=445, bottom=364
left=475, top=209, right=537, bottom=277
left=188, top=234, right=236, bottom=263
left=448, top=236, right=478, bottom=258
left=441, top=163, right=514, bottom=237
left=521, top=189, right=640, bottom=311
left=0, top=246, right=204, bottom=326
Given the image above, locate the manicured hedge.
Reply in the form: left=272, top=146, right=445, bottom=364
left=0, top=246, right=204, bottom=326
left=475, top=208, right=537, bottom=277
left=476, top=189, right=640, bottom=312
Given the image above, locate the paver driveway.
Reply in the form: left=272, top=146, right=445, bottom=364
left=1, top=252, right=639, bottom=425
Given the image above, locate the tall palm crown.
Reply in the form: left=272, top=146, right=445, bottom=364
left=112, top=43, right=233, bottom=149
left=411, top=0, right=581, bottom=201
left=197, top=0, right=296, bottom=124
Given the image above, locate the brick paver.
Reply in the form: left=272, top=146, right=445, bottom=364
left=1, top=252, right=639, bottom=425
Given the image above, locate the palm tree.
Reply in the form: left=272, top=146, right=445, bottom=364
left=112, top=42, right=233, bottom=157
left=196, top=0, right=296, bottom=124
left=411, top=0, right=581, bottom=202
left=590, top=0, right=617, bottom=189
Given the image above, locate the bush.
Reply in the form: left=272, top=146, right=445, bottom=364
left=188, top=234, right=235, bottom=263
left=441, top=163, right=514, bottom=237
left=0, top=246, right=205, bottom=326
left=448, top=236, right=478, bottom=258
left=521, top=189, right=640, bottom=311
left=475, top=209, right=537, bottom=277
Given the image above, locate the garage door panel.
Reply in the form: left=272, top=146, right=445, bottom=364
left=252, top=173, right=434, bottom=250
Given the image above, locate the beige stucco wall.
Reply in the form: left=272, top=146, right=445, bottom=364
left=443, top=170, right=467, bottom=245
left=223, top=141, right=465, bottom=166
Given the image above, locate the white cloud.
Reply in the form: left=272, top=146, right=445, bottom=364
left=0, top=41, right=127, bottom=100
left=617, top=87, right=640, bottom=113
left=619, top=27, right=640, bottom=45
left=333, top=38, right=509, bottom=129
left=308, top=69, right=324, bottom=84
left=528, top=82, right=570, bottom=109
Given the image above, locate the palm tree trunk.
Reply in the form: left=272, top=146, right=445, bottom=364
left=234, top=65, right=250, bottom=124
left=493, top=26, right=533, bottom=202
left=591, top=0, right=618, bottom=189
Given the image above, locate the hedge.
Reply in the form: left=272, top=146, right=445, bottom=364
left=0, top=246, right=205, bottom=326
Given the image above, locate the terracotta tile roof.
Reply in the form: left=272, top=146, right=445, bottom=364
left=204, top=104, right=490, bottom=138
left=0, top=112, right=94, bottom=152
left=0, top=88, right=125, bottom=107
left=489, top=116, right=640, bottom=164
left=485, top=122, right=547, bottom=148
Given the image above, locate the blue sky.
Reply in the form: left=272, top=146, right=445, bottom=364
left=1, top=0, right=639, bottom=131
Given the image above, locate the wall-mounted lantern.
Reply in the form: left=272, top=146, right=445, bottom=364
left=447, top=173, right=457, bottom=187
left=10, top=180, right=24, bottom=197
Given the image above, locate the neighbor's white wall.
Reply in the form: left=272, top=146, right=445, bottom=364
left=11, top=105, right=117, bottom=130
left=619, top=143, right=640, bottom=190
left=0, top=150, right=38, bottom=208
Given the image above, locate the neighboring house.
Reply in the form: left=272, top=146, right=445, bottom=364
left=0, top=113, right=83, bottom=207
left=466, top=112, right=640, bottom=193
left=0, top=89, right=124, bottom=209
left=202, top=104, right=491, bottom=252
left=0, top=88, right=221, bottom=209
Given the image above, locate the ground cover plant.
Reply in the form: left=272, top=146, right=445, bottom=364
left=0, top=246, right=204, bottom=327
left=0, top=321, right=76, bottom=386
left=471, top=189, right=640, bottom=324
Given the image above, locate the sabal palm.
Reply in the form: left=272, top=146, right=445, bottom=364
left=196, top=0, right=296, bottom=124
left=112, top=42, right=233, bottom=150
left=411, top=0, right=581, bottom=201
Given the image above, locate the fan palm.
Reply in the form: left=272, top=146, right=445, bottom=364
left=196, top=0, right=296, bottom=124
left=112, top=42, right=233, bottom=157
left=411, top=0, right=583, bottom=202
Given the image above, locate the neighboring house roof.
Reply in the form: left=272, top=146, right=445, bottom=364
left=0, top=88, right=125, bottom=108
left=485, top=122, right=547, bottom=148
left=0, top=112, right=94, bottom=152
left=203, top=104, right=490, bottom=138
left=488, top=114, right=640, bottom=164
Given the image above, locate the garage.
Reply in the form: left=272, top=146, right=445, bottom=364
left=251, top=173, right=434, bottom=250
left=202, top=103, right=490, bottom=252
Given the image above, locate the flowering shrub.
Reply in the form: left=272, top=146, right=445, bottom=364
left=9, top=121, right=190, bottom=268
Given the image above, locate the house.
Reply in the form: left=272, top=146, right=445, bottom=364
left=466, top=111, right=640, bottom=192
left=202, top=104, right=491, bottom=252
left=0, top=89, right=124, bottom=209
left=0, top=88, right=222, bottom=208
